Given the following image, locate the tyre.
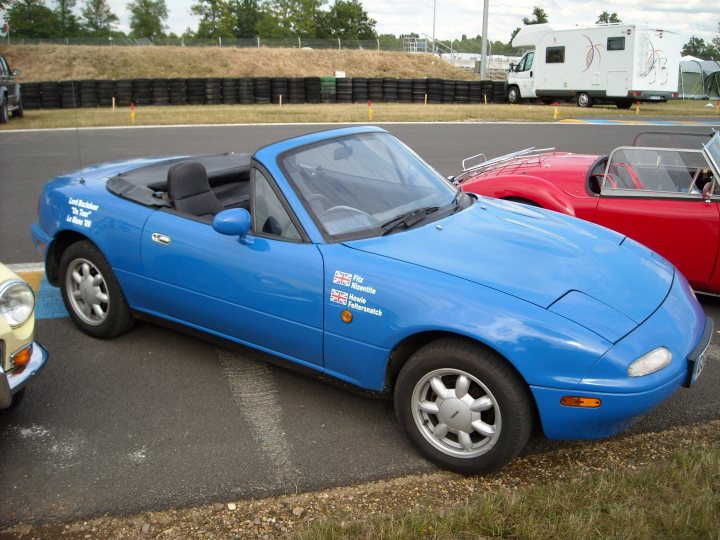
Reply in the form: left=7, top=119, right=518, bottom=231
left=577, top=92, right=593, bottom=108
left=12, top=97, right=23, bottom=118
left=507, top=86, right=521, bottom=104
left=5, top=388, right=25, bottom=410
left=0, top=98, right=8, bottom=123
left=59, top=240, right=134, bottom=339
left=394, top=338, right=533, bottom=474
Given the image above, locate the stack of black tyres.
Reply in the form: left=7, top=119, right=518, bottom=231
left=169, top=78, right=187, bottom=105
left=468, top=81, right=483, bottom=103
left=442, top=80, right=455, bottom=104
left=97, top=80, right=115, bottom=107
left=397, top=79, right=412, bottom=103
left=412, top=79, right=427, bottom=103
left=352, top=77, right=368, bottom=103
left=23, top=82, right=42, bottom=109
left=186, top=78, right=205, bottom=105
left=254, top=77, right=270, bottom=104
left=151, top=79, right=169, bottom=106
left=320, top=77, right=336, bottom=103
left=205, top=78, right=222, bottom=105
left=79, top=80, right=97, bottom=108
left=132, top=79, right=152, bottom=106
left=115, top=80, right=133, bottom=106
left=426, top=78, right=442, bottom=104
left=480, top=80, right=494, bottom=103
left=382, top=78, right=397, bottom=102
left=304, top=77, right=321, bottom=104
left=238, top=78, right=254, bottom=104
left=367, top=78, right=383, bottom=103
left=287, top=78, right=305, bottom=104
left=40, top=82, right=60, bottom=109
left=492, top=81, right=507, bottom=103
left=335, top=78, right=352, bottom=103
left=59, top=80, right=80, bottom=108
left=270, top=77, right=287, bottom=104
left=222, top=78, right=238, bottom=104
left=454, top=80, right=469, bottom=104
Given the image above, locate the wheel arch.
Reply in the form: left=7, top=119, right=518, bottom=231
left=46, top=230, right=94, bottom=286
left=384, top=331, right=540, bottom=426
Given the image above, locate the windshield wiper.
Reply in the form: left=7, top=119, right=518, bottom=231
left=381, top=206, right=440, bottom=235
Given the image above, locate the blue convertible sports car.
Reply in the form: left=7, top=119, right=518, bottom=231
left=32, top=126, right=711, bottom=473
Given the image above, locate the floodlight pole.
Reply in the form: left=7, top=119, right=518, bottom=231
left=480, top=0, right=489, bottom=79
left=432, top=0, right=437, bottom=55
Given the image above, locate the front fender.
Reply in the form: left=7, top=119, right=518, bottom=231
left=464, top=174, right=577, bottom=216
left=320, top=244, right=611, bottom=391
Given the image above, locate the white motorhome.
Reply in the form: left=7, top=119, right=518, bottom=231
left=507, top=23, right=682, bottom=108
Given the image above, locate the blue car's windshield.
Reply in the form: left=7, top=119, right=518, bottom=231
left=281, top=132, right=460, bottom=239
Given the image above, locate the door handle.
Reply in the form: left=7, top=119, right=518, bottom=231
left=151, top=232, right=171, bottom=245
left=530, top=71, right=533, bottom=77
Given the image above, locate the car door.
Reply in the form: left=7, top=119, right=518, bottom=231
left=514, top=52, right=536, bottom=98
left=139, top=167, right=325, bottom=367
left=595, top=147, right=720, bottom=290
left=0, top=56, right=15, bottom=108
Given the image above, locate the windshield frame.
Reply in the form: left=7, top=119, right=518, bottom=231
left=277, top=132, right=461, bottom=242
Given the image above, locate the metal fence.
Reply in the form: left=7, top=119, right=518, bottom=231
left=5, top=36, right=405, bottom=51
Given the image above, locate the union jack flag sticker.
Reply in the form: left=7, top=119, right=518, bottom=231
left=330, top=289, right=348, bottom=305
left=333, top=270, right=352, bottom=286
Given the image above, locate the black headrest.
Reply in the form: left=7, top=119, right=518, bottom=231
left=167, top=161, right=210, bottom=200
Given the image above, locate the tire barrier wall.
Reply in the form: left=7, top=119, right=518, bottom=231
left=21, top=78, right=507, bottom=110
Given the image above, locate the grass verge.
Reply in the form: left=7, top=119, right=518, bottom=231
left=296, top=446, right=720, bottom=540
left=2, top=100, right=719, bottom=130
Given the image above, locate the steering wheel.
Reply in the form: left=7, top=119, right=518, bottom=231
left=319, top=206, right=371, bottom=221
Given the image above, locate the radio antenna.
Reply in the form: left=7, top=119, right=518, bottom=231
left=71, top=79, right=85, bottom=183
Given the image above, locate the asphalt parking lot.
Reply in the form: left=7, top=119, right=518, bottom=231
left=1, top=122, right=719, bottom=525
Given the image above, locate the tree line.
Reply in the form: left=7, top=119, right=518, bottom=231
left=1, top=0, right=719, bottom=60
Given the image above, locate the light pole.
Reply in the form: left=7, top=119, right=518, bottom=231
left=480, top=0, right=489, bottom=79
left=432, top=0, right=437, bottom=55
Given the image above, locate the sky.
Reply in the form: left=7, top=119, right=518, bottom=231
left=104, top=0, right=718, bottom=46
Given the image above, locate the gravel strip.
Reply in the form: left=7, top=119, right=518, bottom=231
left=3, top=420, right=719, bottom=539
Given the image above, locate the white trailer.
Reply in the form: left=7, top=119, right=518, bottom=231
left=507, top=23, right=682, bottom=108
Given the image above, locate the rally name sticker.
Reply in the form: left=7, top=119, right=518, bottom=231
left=330, top=270, right=383, bottom=317
left=66, top=197, right=99, bottom=228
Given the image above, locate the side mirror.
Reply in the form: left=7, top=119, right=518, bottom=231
left=213, top=208, right=252, bottom=243
left=509, top=62, right=515, bottom=72
left=12, top=69, right=21, bottom=77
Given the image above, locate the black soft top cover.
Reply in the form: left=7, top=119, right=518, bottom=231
left=106, top=153, right=252, bottom=207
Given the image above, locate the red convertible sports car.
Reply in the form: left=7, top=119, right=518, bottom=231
left=459, top=131, right=720, bottom=295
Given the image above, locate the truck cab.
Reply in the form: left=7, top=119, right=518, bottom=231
left=507, top=51, right=537, bottom=103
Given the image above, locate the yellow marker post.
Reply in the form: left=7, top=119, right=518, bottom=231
left=130, top=102, right=136, bottom=125
left=635, top=101, right=640, bottom=115
left=484, top=95, right=487, bottom=105
left=424, top=94, right=428, bottom=107
left=368, top=99, right=374, bottom=121
left=279, top=94, right=283, bottom=107
left=553, top=102, right=559, bottom=121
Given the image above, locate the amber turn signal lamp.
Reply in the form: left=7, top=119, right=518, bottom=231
left=11, top=343, right=33, bottom=373
left=560, top=396, right=601, bottom=408
left=341, top=310, right=353, bottom=323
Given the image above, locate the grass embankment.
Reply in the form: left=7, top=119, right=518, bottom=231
left=2, top=100, right=717, bottom=130
left=299, top=446, right=720, bottom=539
left=0, top=44, right=475, bottom=82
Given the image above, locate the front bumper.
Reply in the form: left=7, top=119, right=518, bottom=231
left=532, top=273, right=710, bottom=440
left=0, top=341, right=48, bottom=409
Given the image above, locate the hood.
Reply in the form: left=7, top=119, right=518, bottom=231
left=346, top=198, right=673, bottom=338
